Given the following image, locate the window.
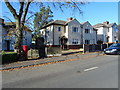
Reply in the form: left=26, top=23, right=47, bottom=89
left=46, top=31, right=50, bottom=36
left=58, top=27, right=61, bottom=32
left=72, top=39, right=78, bottom=44
left=85, top=29, right=90, bottom=33
left=72, top=27, right=78, bottom=32
left=85, top=40, right=90, bottom=44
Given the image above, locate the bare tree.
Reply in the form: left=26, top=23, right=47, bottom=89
left=4, top=0, right=86, bottom=59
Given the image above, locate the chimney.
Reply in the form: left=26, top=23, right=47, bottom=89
left=103, top=21, right=109, bottom=25
left=67, top=17, right=74, bottom=21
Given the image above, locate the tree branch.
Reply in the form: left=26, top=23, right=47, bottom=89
left=4, top=0, right=18, bottom=19
left=25, top=14, right=34, bottom=22
left=21, top=1, right=31, bottom=24
left=19, top=1, right=24, bottom=20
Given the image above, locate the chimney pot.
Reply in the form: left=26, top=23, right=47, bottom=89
left=67, top=17, right=73, bottom=21
left=104, top=21, right=109, bottom=25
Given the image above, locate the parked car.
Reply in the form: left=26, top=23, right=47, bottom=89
left=104, top=43, right=120, bottom=55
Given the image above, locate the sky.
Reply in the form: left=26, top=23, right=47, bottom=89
left=1, top=2, right=118, bottom=26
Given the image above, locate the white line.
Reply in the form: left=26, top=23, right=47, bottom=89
left=84, top=67, right=99, bottom=72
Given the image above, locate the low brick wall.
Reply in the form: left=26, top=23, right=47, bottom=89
left=68, top=45, right=83, bottom=49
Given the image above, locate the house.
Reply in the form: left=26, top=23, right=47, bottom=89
left=0, top=18, right=32, bottom=51
left=40, top=18, right=97, bottom=49
left=93, top=21, right=118, bottom=43
left=117, top=24, right=120, bottom=42
left=81, top=21, right=97, bottom=44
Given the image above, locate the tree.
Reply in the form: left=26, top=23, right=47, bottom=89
left=33, top=6, right=53, bottom=41
left=4, top=0, right=32, bottom=58
left=4, top=0, right=86, bottom=59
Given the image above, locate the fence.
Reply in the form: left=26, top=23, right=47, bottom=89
left=83, top=43, right=113, bottom=53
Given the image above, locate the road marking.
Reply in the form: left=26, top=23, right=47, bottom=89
left=84, top=67, right=99, bottom=72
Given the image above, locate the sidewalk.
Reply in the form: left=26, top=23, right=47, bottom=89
left=1, top=51, right=104, bottom=71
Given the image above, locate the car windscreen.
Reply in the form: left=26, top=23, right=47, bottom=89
left=109, top=43, right=120, bottom=47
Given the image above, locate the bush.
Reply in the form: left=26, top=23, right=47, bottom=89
left=47, top=47, right=62, bottom=55
left=0, top=52, right=18, bottom=64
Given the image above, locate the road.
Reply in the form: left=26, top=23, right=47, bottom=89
left=2, top=55, right=118, bottom=88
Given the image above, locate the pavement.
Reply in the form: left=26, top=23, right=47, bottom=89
left=2, top=54, right=118, bottom=88
left=1, top=51, right=104, bottom=71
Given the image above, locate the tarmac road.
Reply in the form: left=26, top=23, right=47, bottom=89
left=2, top=55, right=118, bottom=88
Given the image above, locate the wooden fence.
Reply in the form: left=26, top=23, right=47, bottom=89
left=83, top=43, right=113, bottom=53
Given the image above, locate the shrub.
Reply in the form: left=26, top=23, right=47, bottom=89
left=0, top=52, right=18, bottom=64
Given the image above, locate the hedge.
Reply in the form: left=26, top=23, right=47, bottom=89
left=47, top=47, right=62, bottom=55
left=0, top=52, right=18, bottom=64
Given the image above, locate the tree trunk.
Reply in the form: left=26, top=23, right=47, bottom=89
left=14, top=19, right=23, bottom=58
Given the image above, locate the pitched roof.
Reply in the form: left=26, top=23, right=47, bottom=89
left=4, top=22, right=32, bottom=32
left=47, top=20, right=66, bottom=25
left=93, top=23, right=107, bottom=28
left=80, top=21, right=88, bottom=25
left=107, top=23, right=115, bottom=27
left=41, top=19, right=77, bottom=29
left=93, top=22, right=116, bottom=28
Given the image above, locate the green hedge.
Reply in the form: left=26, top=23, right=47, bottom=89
left=0, top=52, right=18, bottom=64
left=47, top=47, right=62, bottom=55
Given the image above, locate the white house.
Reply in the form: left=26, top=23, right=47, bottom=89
left=0, top=18, right=32, bottom=51
left=93, top=21, right=118, bottom=43
left=40, top=18, right=97, bottom=49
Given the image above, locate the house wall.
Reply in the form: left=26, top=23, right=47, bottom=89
left=97, top=34, right=104, bottom=41
left=67, top=19, right=81, bottom=45
left=96, top=27, right=108, bottom=43
left=46, top=25, right=53, bottom=45
left=96, top=27, right=104, bottom=34
left=82, top=22, right=97, bottom=44
left=108, top=24, right=118, bottom=42
left=65, top=25, right=68, bottom=38
left=53, top=25, right=65, bottom=45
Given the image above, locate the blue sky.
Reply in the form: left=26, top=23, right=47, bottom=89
left=1, top=2, right=118, bottom=25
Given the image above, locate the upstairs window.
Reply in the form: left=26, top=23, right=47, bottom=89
left=72, top=27, right=78, bottom=32
left=85, top=29, right=90, bottom=33
left=58, top=27, right=61, bottom=32
left=72, top=39, right=78, bottom=44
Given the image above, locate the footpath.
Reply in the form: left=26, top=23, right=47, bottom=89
left=0, top=51, right=104, bottom=71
